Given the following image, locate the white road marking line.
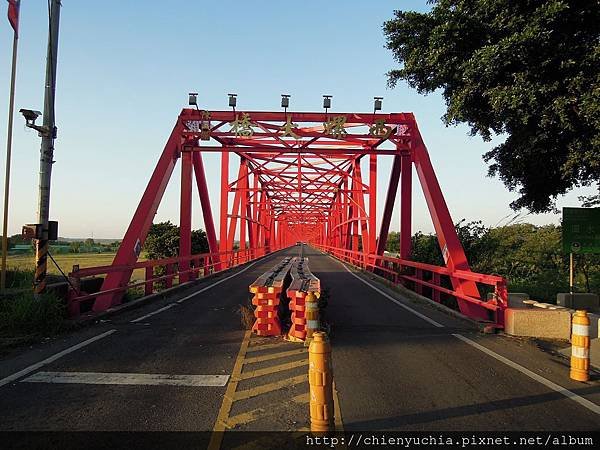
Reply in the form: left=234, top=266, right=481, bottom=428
left=338, top=260, right=445, bottom=328
left=324, top=251, right=600, bottom=415
left=22, top=371, right=230, bottom=387
left=128, top=259, right=262, bottom=323
left=0, top=329, right=117, bottom=388
left=130, top=303, right=177, bottom=323
left=176, top=260, right=260, bottom=304
left=453, top=333, right=600, bottom=415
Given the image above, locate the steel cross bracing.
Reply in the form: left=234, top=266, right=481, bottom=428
left=79, top=108, right=507, bottom=326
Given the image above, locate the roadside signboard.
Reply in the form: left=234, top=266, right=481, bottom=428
left=562, top=207, right=600, bottom=254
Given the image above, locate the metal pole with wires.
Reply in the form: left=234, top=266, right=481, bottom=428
left=34, top=0, right=61, bottom=296
left=1, top=0, right=21, bottom=294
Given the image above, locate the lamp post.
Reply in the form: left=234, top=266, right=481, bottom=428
left=281, top=94, right=290, bottom=114
left=32, top=0, right=61, bottom=296
left=374, top=97, right=383, bottom=113
left=322, top=95, right=332, bottom=114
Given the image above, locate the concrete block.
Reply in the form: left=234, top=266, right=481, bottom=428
left=506, top=292, right=530, bottom=308
left=583, top=312, right=599, bottom=339
left=556, top=293, right=599, bottom=310
left=504, top=308, right=571, bottom=340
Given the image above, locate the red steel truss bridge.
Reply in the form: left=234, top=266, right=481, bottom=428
left=67, top=107, right=508, bottom=327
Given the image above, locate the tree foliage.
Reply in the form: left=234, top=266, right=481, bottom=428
left=384, top=1, right=600, bottom=212
left=387, top=222, right=600, bottom=301
left=144, top=221, right=209, bottom=260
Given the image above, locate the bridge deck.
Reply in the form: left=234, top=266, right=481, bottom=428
left=0, top=245, right=598, bottom=445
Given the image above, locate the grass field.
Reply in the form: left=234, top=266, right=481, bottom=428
left=6, top=253, right=146, bottom=280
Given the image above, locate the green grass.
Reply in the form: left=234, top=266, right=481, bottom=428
left=1, top=253, right=154, bottom=353
left=0, top=291, right=67, bottom=352
left=6, top=252, right=146, bottom=281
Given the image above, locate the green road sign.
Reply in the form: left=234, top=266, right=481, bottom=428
left=562, top=207, right=600, bottom=254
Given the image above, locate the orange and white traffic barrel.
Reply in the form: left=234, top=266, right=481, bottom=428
left=305, top=292, right=320, bottom=340
left=309, top=332, right=334, bottom=433
left=570, top=310, right=590, bottom=382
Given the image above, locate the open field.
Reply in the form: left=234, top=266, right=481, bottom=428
left=6, top=253, right=146, bottom=281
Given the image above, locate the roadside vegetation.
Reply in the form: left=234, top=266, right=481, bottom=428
left=387, top=221, right=600, bottom=302
left=0, top=279, right=66, bottom=353
left=2, top=238, right=123, bottom=352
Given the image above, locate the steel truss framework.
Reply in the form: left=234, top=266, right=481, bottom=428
left=97, top=108, right=506, bottom=323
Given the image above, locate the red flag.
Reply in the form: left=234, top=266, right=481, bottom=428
left=7, top=0, right=19, bottom=37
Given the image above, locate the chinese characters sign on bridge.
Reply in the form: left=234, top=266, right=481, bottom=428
left=562, top=207, right=600, bottom=254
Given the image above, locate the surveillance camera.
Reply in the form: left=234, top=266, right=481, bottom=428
left=19, top=109, right=42, bottom=122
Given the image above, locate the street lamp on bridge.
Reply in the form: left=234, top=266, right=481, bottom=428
left=374, top=97, right=383, bottom=113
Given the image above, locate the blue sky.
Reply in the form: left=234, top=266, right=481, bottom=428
left=0, top=0, right=593, bottom=239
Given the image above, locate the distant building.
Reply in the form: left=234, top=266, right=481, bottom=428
left=9, top=244, right=33, bottom=255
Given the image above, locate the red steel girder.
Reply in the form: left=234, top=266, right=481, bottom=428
left=93, top=107, right=498, bottom=325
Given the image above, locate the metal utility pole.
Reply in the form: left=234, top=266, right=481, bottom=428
left=34, top=0, right=61, bottom=296
left=1, top=7, right=20, bottom=294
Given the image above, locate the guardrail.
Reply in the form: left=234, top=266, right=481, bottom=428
left=67, top=246, right=277, bottom=317
left=312, top=243, right=508, bottom=327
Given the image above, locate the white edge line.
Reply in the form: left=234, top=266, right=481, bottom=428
left=338, top=259, right=444, bottom=328
left=129, top=259, right=261, bottom=322
left=21, top=371, right=230, bottom=387
left=130, top=303, right=177, bottom=323
left=176, top=260, right=259, bottom=304
left=325, top=252, right=600, bottom=416
left=0, top=329, right=117, bottom=388
left=453, top=333, right=600, bottom=415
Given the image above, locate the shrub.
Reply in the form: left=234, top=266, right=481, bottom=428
left=0, top=292, right=66, bottom=338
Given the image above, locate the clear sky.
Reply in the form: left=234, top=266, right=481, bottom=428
left=0, top=1, right=593, bottom=239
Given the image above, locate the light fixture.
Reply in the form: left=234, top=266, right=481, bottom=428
left=188, top=92, right=198, bottom=108
left=374, top=96, right=383, bottom=113
left=228, top=93, right=237, bottom=108
left=19, top=109, right=42, bottom=128
left=281, top=94, right=290, bottom=109
left=323, top=95, right=332, bottom=111
left=19, top=108, right=48, bottom=135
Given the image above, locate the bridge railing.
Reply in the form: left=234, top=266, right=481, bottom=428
left=312, top=244, right=508, bottom=327
left=66, top=246, right=274, bottom=316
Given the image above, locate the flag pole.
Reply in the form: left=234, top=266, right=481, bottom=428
left=1, top=31, right=19, bottom=294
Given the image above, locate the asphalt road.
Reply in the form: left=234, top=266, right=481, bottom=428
left=305, top=246, right=599, bottom=431
left=0, top=244, right=598, bottom=445
left=0, top=247, right=301, bottom=433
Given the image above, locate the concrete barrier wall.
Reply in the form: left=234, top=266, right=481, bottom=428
left=504, top=308, right=572, bottom=340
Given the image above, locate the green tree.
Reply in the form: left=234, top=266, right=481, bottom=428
left=7, top=233, right=28, bottom=249
left=384, top=1, right=600, bottom=212
left=144, top=221, right=209, bottom=260
left=411, top=231, right=443, bottom=266
left=385, top=231, right=401, bottom=253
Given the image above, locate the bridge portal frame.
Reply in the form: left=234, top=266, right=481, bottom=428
left=88, top=108, right=506, bottom=325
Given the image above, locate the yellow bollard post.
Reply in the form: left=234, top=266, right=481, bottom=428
left=305, top=291, right=320, bottom=340
left=309, top=331, right=334, bottom=433
left=570, top=310, right=590, bottom=382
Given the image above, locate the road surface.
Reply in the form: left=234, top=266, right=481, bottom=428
left=0, top=245, right=598, bottom=448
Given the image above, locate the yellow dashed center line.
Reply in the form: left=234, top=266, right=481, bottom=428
left=333, top=380, right=344, bottom=432
left=243, top=347, right=307, bottom=365
left=209, top=331, right=344, bottom=449
left=233, top=373, right=308, bottom=401
left=236, top=359, right=309, bottom=381
left=208, top=330, right=252, bottom=450
left=246, top=341, right=292, bottom=353
left=226, top=393, right=309, bottom=428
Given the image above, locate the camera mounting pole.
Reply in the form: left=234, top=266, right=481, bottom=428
left=34, top=0, right=61, bottom=297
